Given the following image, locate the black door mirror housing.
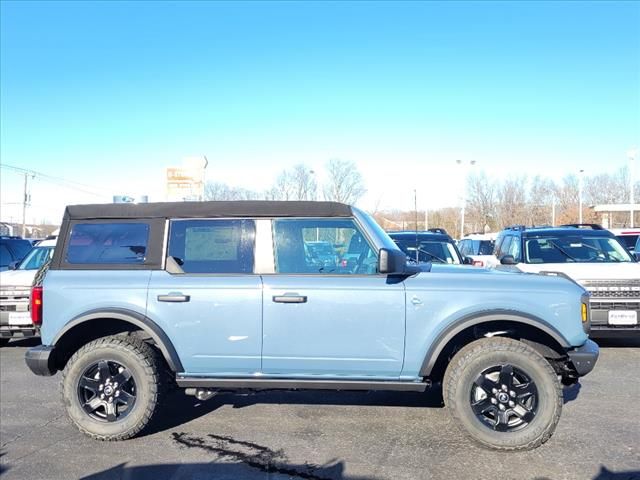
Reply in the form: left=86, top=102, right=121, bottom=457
left=634, top=252, right=640, bottom=262
left=500, top=255, right=517, bottom=265
left=462, top=256, right=474, bottom=265
left=378, top=248, right=412, bottom=274
left=8, top=261, right=19, bottom=270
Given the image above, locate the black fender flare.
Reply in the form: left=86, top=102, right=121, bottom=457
left=419, top=309, right=570, bottom=377
left=52, top=307, right=184, bottom=373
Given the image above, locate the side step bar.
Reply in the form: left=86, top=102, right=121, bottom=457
left=176, top=377, right=429, bottom=392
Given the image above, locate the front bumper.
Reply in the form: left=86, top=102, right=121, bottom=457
left=566, top=339, right=599, bottom=376
left=25, top=345, right=57, bottom=376
left=1, top=325, right=38, bottom=339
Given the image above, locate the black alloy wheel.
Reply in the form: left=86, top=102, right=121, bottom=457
left=77, top=359, right=137, bottom=422
left=470, top=363, right=538, bottom=432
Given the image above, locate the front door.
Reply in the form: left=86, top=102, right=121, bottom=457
left=261, top=218, right=406, bottom=377
left=147, top=219, right=262, bottom=375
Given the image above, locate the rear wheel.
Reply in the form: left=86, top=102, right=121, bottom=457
left=61, top=335, right=162, bottom=440
left=443, top=337, right=562, bottom=451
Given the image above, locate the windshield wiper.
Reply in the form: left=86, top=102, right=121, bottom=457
left=547, top=241, right=579, bottom=262
left=417, top=248, right=448, bottom=264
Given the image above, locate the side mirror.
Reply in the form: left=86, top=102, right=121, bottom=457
left=378, top=248, right=409, bottom=274
left=462, top=256, right=474, bottom=265
left=8, top=261, right=19, bottom=270
left=634, top=252, right=640, bottom=262
left=500, top=255, right=517, bottom=265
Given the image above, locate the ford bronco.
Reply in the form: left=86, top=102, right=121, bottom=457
left=25, top=201, right=598, bottom=451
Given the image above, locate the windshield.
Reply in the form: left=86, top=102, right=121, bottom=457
left=18, top=246, right=54, bottom=270
left=525, top=236, right=634, bottom=263
left=394, top=239, right=461, bottom=264
left=471, top=240, right=495, bottom=255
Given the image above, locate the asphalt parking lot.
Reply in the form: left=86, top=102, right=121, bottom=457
left=1, top=337, right=639, bottom=480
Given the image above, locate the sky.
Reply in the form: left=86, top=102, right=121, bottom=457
left=1, top=0, right=639, bottom=225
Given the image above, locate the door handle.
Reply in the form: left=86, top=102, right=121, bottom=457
left=157, top=293, right=190, bottom=303
left=272, top=294, right=307, bottom=304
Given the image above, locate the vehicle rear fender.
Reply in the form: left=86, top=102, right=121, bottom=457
left=52, top=307, right=184, bottom=373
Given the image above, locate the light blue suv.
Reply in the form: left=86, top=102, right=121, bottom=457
left=25, top=201, right=598, bottom=451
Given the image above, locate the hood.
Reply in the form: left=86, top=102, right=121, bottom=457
left=428, top=263, right=513, bottom=275
left=516, top=262, right=640, bottom=282
left=0, top=269, right=38, bottom=289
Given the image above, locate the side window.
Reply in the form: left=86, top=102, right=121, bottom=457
left=507, top=236, right=522, bottom=262
left=66, top=223, right=149, bottom=264
left=497, top=236, right=512, bottom=258
left=168, top=219, right=255, bottom=274
left=273, top=218, right=377, bottom=274
left=458, top=240, right=469, bottom=256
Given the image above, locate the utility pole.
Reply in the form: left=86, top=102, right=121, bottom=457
left=21, top=173, right=28, bottom=237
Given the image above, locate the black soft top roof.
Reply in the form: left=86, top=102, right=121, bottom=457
left=64, top=201, right=352, bottom=220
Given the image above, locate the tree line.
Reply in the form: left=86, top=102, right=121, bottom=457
left=204, top=159, right=367, bottom=204
left=205, top=160, right=638, bottom=236
left=374, top=166, right=639, bottom=236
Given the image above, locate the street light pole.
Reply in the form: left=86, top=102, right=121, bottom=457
left=629, top=149, right=637, bottom=228
left=456, top=159, right=476, bottom=238
left=578, top=169, right=584, bottom=224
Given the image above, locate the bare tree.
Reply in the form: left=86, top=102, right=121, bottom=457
left=496, top=176, right=528, bottom=228
left=204, top=182, right=260, bottom=201
left=466, top=172, right=497, bottom=232
left=267, top=164, right=317, bottom=201
left=322, top=159, right=367, bottom=204
left=528, top=176, right=558, bottom=226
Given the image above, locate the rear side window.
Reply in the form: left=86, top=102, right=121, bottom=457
left=66, top=223, right=150, bottom=264
left=168, top=219, right=255, bottom=274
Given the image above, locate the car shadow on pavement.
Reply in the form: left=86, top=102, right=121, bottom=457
left=146, top=387, right=444, bottom=437
left=0, top=337, right=41, bottom=348
left=79, top=460, right=380, bottom=480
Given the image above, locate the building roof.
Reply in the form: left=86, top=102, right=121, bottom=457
left=64, top=201, right=353, bottom=220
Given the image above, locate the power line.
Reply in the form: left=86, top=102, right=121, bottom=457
left=0, top=163, right=110, bottom=198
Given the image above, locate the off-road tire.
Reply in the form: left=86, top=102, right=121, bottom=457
left=443, top=337, right=562, bottom=451
left=61, top=335, right=162, bottom=441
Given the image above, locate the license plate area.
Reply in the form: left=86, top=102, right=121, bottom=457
left=608, top=310, right=638, bottom=326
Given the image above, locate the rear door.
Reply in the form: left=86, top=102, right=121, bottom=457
left=146, top=219, right=262, bottom=375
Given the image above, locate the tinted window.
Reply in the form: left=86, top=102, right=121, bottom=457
left=168, top=219, right=255, bottom=273
left=458, top=240, right=470, bottom=255
left=616, top=235, right=639, bottom=251
left=394, top=238, right=461, bottom=264
left=274, top=218, right=377, bottom=274
left=66, top=223, right=149, bottom=264
left=0, top=244, right=12, bottom=267
left=9, top=239, right=32, bottom=260
left=477, top=240, right=495, bottom=255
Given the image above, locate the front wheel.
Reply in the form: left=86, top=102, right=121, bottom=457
left=443, top=337, right=562, bottom=451
left=61, top=335, right=163, bottom=440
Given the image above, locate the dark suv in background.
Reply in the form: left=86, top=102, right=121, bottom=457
left=0, top=236, right=32, bottom=271
left=388, top=229, right=468, bottom=265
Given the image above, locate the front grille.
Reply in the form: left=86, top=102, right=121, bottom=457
left=581, top=279, right=640, bottom=299
left=590, top=301, right=640, bottom=311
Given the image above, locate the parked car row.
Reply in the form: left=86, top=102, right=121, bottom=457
left=388, top=223, right=639, bottom=338
left=0, top=238, right=57, bottom=344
